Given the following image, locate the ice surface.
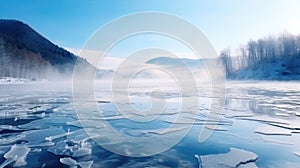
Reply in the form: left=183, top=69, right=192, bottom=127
left=255, top=125, right=292, bottom=136
left=0, top=144, right=30, bottom=168
left=16, top=119, right=51, bottom=130
left=72, top=141, right=92, bottom=157
left=0, top=125, right=23, bottom=131
left=60, top=157, right=77, bottom=167
left=0, top=77, right=31, bottom=83
left=45, top=132, right=70, bottom=141
left=205, top=125, right=228, bottom=131
left=0, top=133, right=26, bottom=145
left=141, top=126, right=188, bottom=135
left=196, top=147, right=258, bottom=168
left=294, top=152, right=300, bottom=157
left=48, top=130, right=92, bottom=158
left=28, top=141, right=55, bottom=148
left=268, top=120, right=300, bottom=130
left=77, top=115, right=132, bottom=121
left=48, top=141, right=74, bottom=156
left=72, top=147, right=91, bottom=157
left=60, top=157, right=94, bottom=168
left=160, top=115, right=232, bottom=126
left=237, top=115, right=290, bottom=125
left=23, top=128, right=66, bottom=146
left=0, top=146, right=10, bottom=155
left=225, top=109, right=254, bottom=118
left=1, top=81, right=300, bottom=167
left=238, top=162, right=258, bottom=168
left=258, top=134, right=293, bottom=145
left=78, top=161, right=94, bottom=168
left=275, top=112, right=289, bottom=117
left=67, top=120, right=107, bottom=128
left=66, top=129, right=93, bottom=144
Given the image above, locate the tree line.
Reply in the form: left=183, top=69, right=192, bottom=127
left=220, top=32, right=300, bottom=77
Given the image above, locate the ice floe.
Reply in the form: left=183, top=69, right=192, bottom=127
left=0, top=144, right=30, bottom=168
left=268, top=120, right=300, bottom=130
left=275, top=112, right=289, bottom=117
left=238, top=162, right=258, bottom=168
left=47, top=131, right=92, bottom=158
left=225, top=109, right=254, bottom=118
left=255, top=125, right=292, bottom=136
left=0, top=133, right=26, bottom=145
left=72, top=141, right=92, bottom=157
left=72, top=147, right=91, bottom=157
left=60, top=157, right=94, bottom=168
left=294, top=152, right=300, bottom=157
left=195, top=148, right=258, bottom=168
left=237, top=115, right=290, bottom=125
left=23, top=128, right=66, bottom=146
left=141, top=126, right=188, bottom=135
left=59, top=157, right=77, bottom=167
left=67, top=120, right=107, bottom=128
left=66, top=129, right=94, bottom=144
left=205, top=125, right=228, bottom=131
left=48, top=141, right=74, bottom=156
left=257, top=134, right=294, bottom=145
left=78, top=161, right=94, bottom=168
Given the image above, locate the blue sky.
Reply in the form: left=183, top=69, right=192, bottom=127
left=1, top=0, right=300, bottom=58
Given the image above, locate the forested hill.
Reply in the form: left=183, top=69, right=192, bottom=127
left=220, top=32, right=300, bottom=80
left=0, top=19, right=90, bottom=79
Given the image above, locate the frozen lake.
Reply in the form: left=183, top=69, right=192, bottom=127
left=0, top=81, right=300, bottom=167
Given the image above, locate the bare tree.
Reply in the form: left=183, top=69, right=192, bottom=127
left=219, top=48, right=233, bottom=77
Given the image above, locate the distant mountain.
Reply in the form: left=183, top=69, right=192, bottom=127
left=146, top=57, right=204, bottom=67
left=143, top=57, right=211, bottom=80
left=0, top=19, right=91, bottom=79
left=90, top=56, right=213, bottom=81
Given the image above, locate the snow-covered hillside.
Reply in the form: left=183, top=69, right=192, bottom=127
left=220, top=32, right=300, bottom=80
left=232, top=57, right=300, bottom=80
